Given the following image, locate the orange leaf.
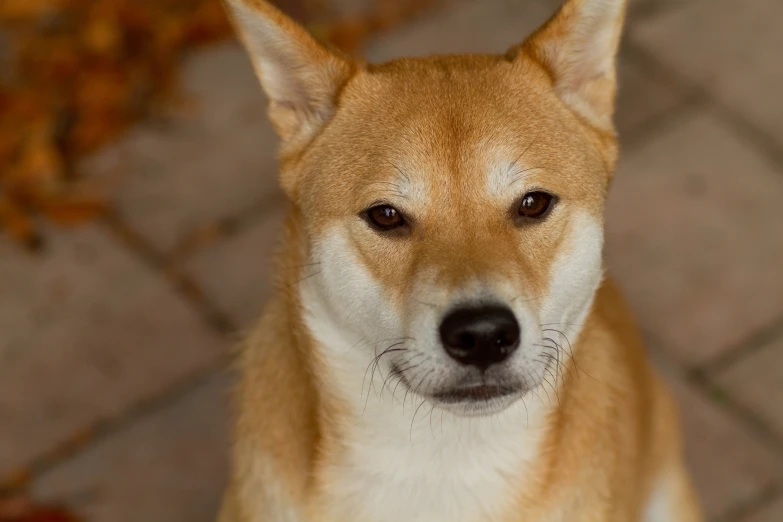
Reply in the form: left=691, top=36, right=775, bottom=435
left=8, top=132, right=64, bottom=199
left=0, top=0, right=59, bottom=23
left=0, top=198, right=40, bottom=249
left=38, top=196, right=108, bottom=226
left=83, top=18, right=123, bottom=57
left=0, top=495, right=80, bottom=522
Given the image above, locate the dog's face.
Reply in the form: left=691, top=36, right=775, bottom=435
left=226, top=0, right=625, bottom=416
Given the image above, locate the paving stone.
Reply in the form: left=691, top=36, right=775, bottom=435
left=83, top=41, right=283, bottom=253
left=364, top=0, right=553, bottom=62
left=605, top=110, right=783, bottom=365
left=741, top=496, right=783, bottom=522
left=715, top=330, right=783, bottom=440
left=631, top=0, right=783, bottom=150
left=186, top=203, right=288, bottom=330
left=649, top=351, right=783, bottom=521
left=0, top=226, right=225, bottom=477
left=32, top=371, right=231, bottom=522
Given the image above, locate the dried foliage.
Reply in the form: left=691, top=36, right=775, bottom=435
left=0, top=0, right=440, bottom=248
left=0, top=495, right=79, bottom=522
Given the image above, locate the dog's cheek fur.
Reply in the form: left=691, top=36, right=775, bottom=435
left=539, top=211, right=605, bottom=346
left=299, top=226, right=409, bottom=401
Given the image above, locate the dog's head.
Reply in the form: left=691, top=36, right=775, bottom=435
left=226, top=0, right=625, bottom=416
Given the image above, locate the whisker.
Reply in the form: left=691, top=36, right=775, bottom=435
left=392, top=362, right=421, bottom=398
left=290, top=270, right=322, bottom=288
left=410, top=398, right=430, bottom=441
left=361, top=341, right=409, bottom=412
left=405, top=368, right=433, bottom=414
left=510, top=294, right=545, bottom=304
left=540, top=337, right=576, bottom=382
left=427, top=403, right=439, bottom=438
left=280, top=261, right=322, bottom=271
left=508, top=133, right=540, bottom=170
left=542, top=328, right=600, bottom=384
left=543, top=368, right=561, bottom=406
left=384, top=158, right=412, bottom=185
left=507, top=167, right=546, bottom=189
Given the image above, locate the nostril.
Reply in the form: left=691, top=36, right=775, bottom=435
left=439, top=304, right=520, bottom=369
left=458, top=332, right=476, bottom=349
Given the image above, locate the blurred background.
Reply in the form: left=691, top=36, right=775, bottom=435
left=1, top=0, right=782, bottom=520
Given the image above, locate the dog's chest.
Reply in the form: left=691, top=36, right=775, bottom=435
left=316, top=411, right=543, bottom=522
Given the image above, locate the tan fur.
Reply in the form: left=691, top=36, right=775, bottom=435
left=217, top=0, right=703, bottom=520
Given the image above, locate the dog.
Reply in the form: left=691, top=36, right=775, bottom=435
left=217, top=0, right=704, bottom=520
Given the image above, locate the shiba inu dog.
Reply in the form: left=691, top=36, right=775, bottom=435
left=217, top=0, right=704, bottom=520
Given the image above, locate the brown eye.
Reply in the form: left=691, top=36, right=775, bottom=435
left=518, top=192, right=554, bottom=219
left=365, top=205, right=405, bottom=230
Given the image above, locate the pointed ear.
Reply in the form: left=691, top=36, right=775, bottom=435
left=519, top=0, right=627, bottom=131
left=222, top=0, right=357, bottom=143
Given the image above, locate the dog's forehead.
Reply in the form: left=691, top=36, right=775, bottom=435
left=304, top=56, right=610, bottom=213
left=334, top=63, right=538, bottom=176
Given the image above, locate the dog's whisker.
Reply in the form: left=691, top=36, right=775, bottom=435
left=427, top=403, right=439, bottom=439
left=543, top=329, right=602, bottom=384
left=361, top=342, right=409, bottom=413
left=392, top=362, right=420, bottom=399
left=510, top=294, right=545, bottom=304
left=280, top=261, right=322, bottom=271
left=290, top=270, right=322, bottom=288
left=538, top=338, right=576, bottom=383
left=410, top=398, right=430, bottom=441
left=543, top=368, right=561, bottom=406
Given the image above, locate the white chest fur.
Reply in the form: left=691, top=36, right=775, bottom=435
left=314, top=387, right=549, bottom=522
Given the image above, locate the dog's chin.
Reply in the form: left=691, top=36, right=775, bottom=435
left=430, top=385, right=525, bottom=417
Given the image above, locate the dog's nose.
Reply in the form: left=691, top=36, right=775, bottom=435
left=439, top=305, right=520, bottom=369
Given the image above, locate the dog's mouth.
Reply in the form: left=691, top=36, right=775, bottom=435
left=392, top=363, right=524, bottom=410
left=432, top=384, right=520, bottom=404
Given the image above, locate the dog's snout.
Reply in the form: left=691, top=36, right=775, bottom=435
left=439, top=305, right=520, bottom=369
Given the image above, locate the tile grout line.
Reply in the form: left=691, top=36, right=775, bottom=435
left=623, top=41, right=783, bottom=175
left=643, top=331, right=783, bottom=462
left=167, top=190, right=289, bottom=264
left=699, top=316, right=783, bottom=376
left=719, top=481, right=782, bottom=522
left=102, top=210, right=239, bottom=336
left=687, top=368, right=783, bottom=457
left=1, top=357, right=231, bottom=493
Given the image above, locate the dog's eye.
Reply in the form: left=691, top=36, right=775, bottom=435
left=365, top=204, right=405, bottom=231
left=518, top=192, right=554, bottom=219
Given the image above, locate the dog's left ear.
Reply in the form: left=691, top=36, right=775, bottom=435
left=517, top=0, right=627, bottom=131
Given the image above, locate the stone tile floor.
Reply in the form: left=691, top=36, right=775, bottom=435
left=2, top=0, right=782, bottom=520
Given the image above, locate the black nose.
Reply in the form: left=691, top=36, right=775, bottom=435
left=439, top=305, right=520, bottom=369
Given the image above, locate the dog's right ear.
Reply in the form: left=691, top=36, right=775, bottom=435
left=517, top=0, right=626, bottom=132
left=222, top=0, right=357, bottom=145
